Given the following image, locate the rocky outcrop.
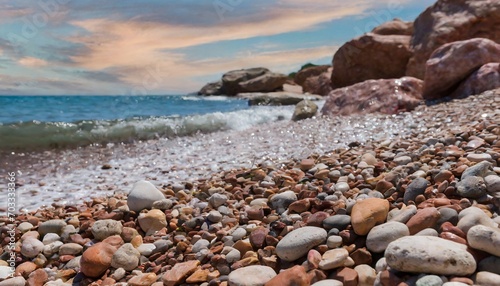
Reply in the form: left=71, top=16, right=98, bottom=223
left=331, top=33, right=412, bottom=88
left=237, top=92, right=322, bottom=106
left=303, top=67, right=333, bottom=96
left=407, top=0, right=500, bottom=79
left=450, top=63, right=500, bottom=99
left=423, top=38, right=500, bottom=100
left=292, top=100, right=318, bottom=121
left=321, top=77, right=423, bottom=116
left=220, top=68, right=287, bottom=95
left=198, top=80, right=224, bottom=96
left=294, top=65, right=331, bottom=86
left=372, top=18, right=413, bottom=36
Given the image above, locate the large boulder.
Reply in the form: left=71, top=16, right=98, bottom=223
left=303, top=67, right=333, bottom=96
left=331, top=33, right=412, bottom=88
left=294, top=65, right=331, bottom=86
left=423, top=38, right=500, bottom=99
left=221, top=68, right=287, bottom=95
left=198, top=80, right=224, bottom=96
left=372, top=18, right=413, bottom=36
left=450, top=62, right=500, bottom=98
left=321, top=77, right=423, bottom=116
left=238, top=72, right=288, bottom=93
left=407, top=0, right=500, bottom=79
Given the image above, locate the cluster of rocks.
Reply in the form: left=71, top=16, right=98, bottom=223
left=322, top=0, right=500, bottom=115
left=1, top=90, right=499, bottom=285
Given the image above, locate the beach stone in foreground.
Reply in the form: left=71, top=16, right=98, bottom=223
left=162, top=260, right=200, bottom=286
left=111, top=243, right=140, bottom=271
left=467, top=225, right=500, bottom=256
left=228, top=265, right=276, bottom=286
left=385, top=236, right=476, bottom=275
left=127, top=180, right=165, bottom=212
left=311, top=280, right=343, bottom=286
left=366, top=221, right=409, bottom=253
left=80, top=242, right=116, bottom=278
left=276, top=226, right=327, bottom=261
left=38, top=219, right=67, bottom=237
left=264, top=265, right=308, bottom=286
left=351, top=198, right=389, bottom=235
left=91, top=219, right=123, bottom=241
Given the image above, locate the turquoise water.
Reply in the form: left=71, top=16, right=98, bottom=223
left=0, top=95, right=294, bottom=150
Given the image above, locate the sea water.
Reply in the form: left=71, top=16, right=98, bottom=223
left=0, top=95, right=298, bottom=150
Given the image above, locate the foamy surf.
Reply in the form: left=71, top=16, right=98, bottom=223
left=0, top=104, right=303, bottom=151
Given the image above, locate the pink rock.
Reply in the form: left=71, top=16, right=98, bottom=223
left=372, top=19, right=413, bottom=36
left=303, top=69, right=333, bottom=96
left=423, top=38, right=500, bottom=99
left=406, top=207, right=441, bottom=235
left=321, top=77, right=423, bottom=116
left=331, top=33, right=412, bottom=88
left=162, top=260, right=200, bottom=286
left=407, top=0, right=500, bottom=79
left=249, top=227, right=269, bottom=249
left=264, top=265, right=309, bottom=286
left=450, top=62, right=500, bottom=98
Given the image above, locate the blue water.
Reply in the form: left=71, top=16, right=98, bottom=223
left=0, top=95, right=247, bottom=124
left=0, top=95, right=294, bottom=150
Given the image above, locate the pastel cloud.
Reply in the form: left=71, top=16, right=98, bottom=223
left=18, top=57, right=48, bottom=67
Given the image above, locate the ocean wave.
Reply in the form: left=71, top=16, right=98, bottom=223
left=0, top=105, right=295, bottom=151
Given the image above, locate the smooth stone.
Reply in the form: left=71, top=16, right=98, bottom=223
left=457, top=207, right=497, bottom=234
left=276, top=226, right=327, bottom=261
left=80, top=242, right=117, bottom=278
left=406, top=207, right=441, bottom=235
left=111, top=243, right=140, bottom=271
left=335, top=182, right=350, bottom=193
left=127, top=180, right=165, bottom=212
left=467, top=225, right=500, bottom=256
left=351, top=198, right=389, bottom=235
left=59, top=243, right=83, bottom=256
left=137, top=243, right=156, bottom=256
left=467, top=153, right=493, bottom=163
left=414, top=228, right=439, bottom=236
left=456, top=176, right=487, bottom=198
left=323, top=215, right=351, bottom=231
left=461, top=161, right=492, bottom=179
left=270, top=191, right=297, bottom=214
left=152, top=199, right=173, bottom=210
left=38, top=220, right=67, bottom=237
left=485, top=175, right=500, bottom=194
left=361, top=153, right=377, bottom=165
left=437, top=208, right=458, bottom=226
left=21, top=237, right=44, bottom=258
left=227, top=265, right=276, bottom=286
left=442, top=283, right=468, bottom=286
left=192, top=239, right=210, bottom=253
left=42, top=233, right=60, bottom=245
left=209, top=193, right=228, bottom=208
left=404, top=178, right=430, bottom=204
left=366, top=221, right=409, bottom=253
left=0, top=277, right=26, bottom=286
left=91, top=219, right=123, bottom=241
left=388, top=205, right=417, bottom=223
left=128, top=273, right=158, bottom=286
left=394, top=156, right=412, bottom=166
left=18, top=222, right=33, bottom=233
left=27, top=269, right=48, bottom=286
left=415, top=275, right=444, bottom=286
left=138, top=209, right=167, bottom=236
left=475, top=271, right=500, bottom=286
left=354, top=264, right=377, bottom=286
left=319, top=248, right=349, bottom=270
left=311, top=280, right=343, bottom=286
left=249, top=227, right=268, bottom=249
left=327, top=235, right=343, bottom=249
left=43, top=241, right=63, bottom=256
left=226, top=248, right=241, bottom=264
left=478, top=256, right=500, bottom=275
left=231, top=228, right=247, bottom=241
left=385, top=236, right=476, bottom=275
left=207, top=211, right=223, bottom=223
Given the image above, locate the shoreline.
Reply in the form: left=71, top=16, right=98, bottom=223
left=2, top=89, right=499, bottom=212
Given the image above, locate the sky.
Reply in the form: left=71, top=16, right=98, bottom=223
left=0, top=0, right=435, bottom=95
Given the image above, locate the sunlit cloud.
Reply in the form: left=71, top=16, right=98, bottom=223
left=18, top=57, right=48, bottom=67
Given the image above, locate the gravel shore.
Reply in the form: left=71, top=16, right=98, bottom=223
left=0, top=89, right=499, bottom=285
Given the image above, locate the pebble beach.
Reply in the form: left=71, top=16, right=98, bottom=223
left=1, top=89, right=499, bottom=285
